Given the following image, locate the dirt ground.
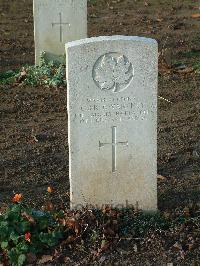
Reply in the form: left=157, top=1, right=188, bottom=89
left=0, top=0, right=199, bottom=264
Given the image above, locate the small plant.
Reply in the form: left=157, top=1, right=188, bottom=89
left=0, top=52, right=66, bottom=88
left=1, top=187, right=199, bottom=265
left=16, top=52, right=66, bottom=87
left=0, top=70, right=18, bottom=85
left=0, top=194, right=64, bottom=266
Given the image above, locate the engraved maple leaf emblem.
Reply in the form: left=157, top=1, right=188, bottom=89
left=93, top=53, right=134, bottom=93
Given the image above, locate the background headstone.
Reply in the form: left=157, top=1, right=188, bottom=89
left=33, top=0, right=87, bottom=64
left=66, top=36, right=158, bottom=211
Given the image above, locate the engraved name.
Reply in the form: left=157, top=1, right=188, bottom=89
left=73, top=96, right=154, bottom=124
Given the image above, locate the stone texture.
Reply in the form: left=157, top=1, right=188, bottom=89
left=66, top=36, right=158, bottom=211
left=33, top=0, right=87, bottom=64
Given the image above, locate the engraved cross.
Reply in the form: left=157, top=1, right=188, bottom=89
left=52, top=12, right=70, bottom=42
left=99, top=126, right=128, bottom=173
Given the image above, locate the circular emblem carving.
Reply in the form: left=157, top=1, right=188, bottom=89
left=93, top=52, right=134, bottom=93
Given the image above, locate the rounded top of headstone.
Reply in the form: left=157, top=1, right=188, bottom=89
left=65, top=35, right=157, bottom=49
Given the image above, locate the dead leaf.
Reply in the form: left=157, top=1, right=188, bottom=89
left=17, top=67, right=27, bottom=83
left=157, top=175, right=167, bottom=181
left=64, top=256, right=71, bottom=263
left=65, top=235, right=76, bottom=244
left=0, top=203, right=8, bottom=215
left=191, top=13, right=200, bottom=18
left=21, top=212, right=35, bottom=224
left=100, top=240, right=110, bottom=252
left=102, top=205, right=112, bottom=214
left=38, top=255, right=53, bottom=264
left=65, top=218, right=76, bottom=228
left=173, top=242, right=182, bottom=251
left=159, top=57, right=172, bottom=75
left=183, top=207, right=190, bottom=216
left=42, top=201, right=54, bottom=211
left=174, top=67, right=194, bottom=74
left=65, top=218, right=81, bottom=235
left=59, top=218, right=66, bottom=226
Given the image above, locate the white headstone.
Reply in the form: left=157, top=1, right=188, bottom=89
left=33, top=0, right=87, bottom=64
left=66, top=36, right=158, bottom=211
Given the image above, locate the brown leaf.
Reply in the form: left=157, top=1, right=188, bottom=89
left=53, top=249, right=59, bottom=258
left=100, top=240, right=110, bottom=252
left=42, top=201, right=54, bottom=211
left=64, top=256, right=71, bottom=263
left=0, top=203, right=8, bottom=215
left=188, top=243, right=193, bottom=251
left=65, top=235, right=76, bottom=244
left=17, top=68, right=27, bottom=83
left=191, top=13, right=200, bottom=18
left=65, top=218, right=81, bottom=235
left=159, top=58, right=172, bottom=75
left=183, top=207, right=190, bottom=216
left=173, top=242, right=182, bottom=251
left=21, top=212, right=35, bottom=224
left=102, top=206, right=112, bottom=214
left=174, top=67, right=194, bottom=74
left=65, top=218, right=76, bottom=228
left=157, top=175, right=167, bottom=181
left=75, top=223, right=81, bottom=235
left=38, top=255, right=53, bottom=264
left=59, top=218, right=66, bottom=226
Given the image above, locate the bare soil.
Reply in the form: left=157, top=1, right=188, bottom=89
left=0, top=0, right=199, bottom=264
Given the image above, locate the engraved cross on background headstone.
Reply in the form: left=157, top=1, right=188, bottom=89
left=52, top=12, right=70, bottom=42
left=99, top=126, right=128, bottom=173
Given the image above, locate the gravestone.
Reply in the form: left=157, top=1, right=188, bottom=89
left=33, top=0, right=87, bottom=64
left=66, top=36, right=158, bottom=211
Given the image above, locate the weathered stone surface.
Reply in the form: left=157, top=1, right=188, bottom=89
left=33, top=0, right=87, bottom=64
left=66, top=36, right=158, bottom=211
